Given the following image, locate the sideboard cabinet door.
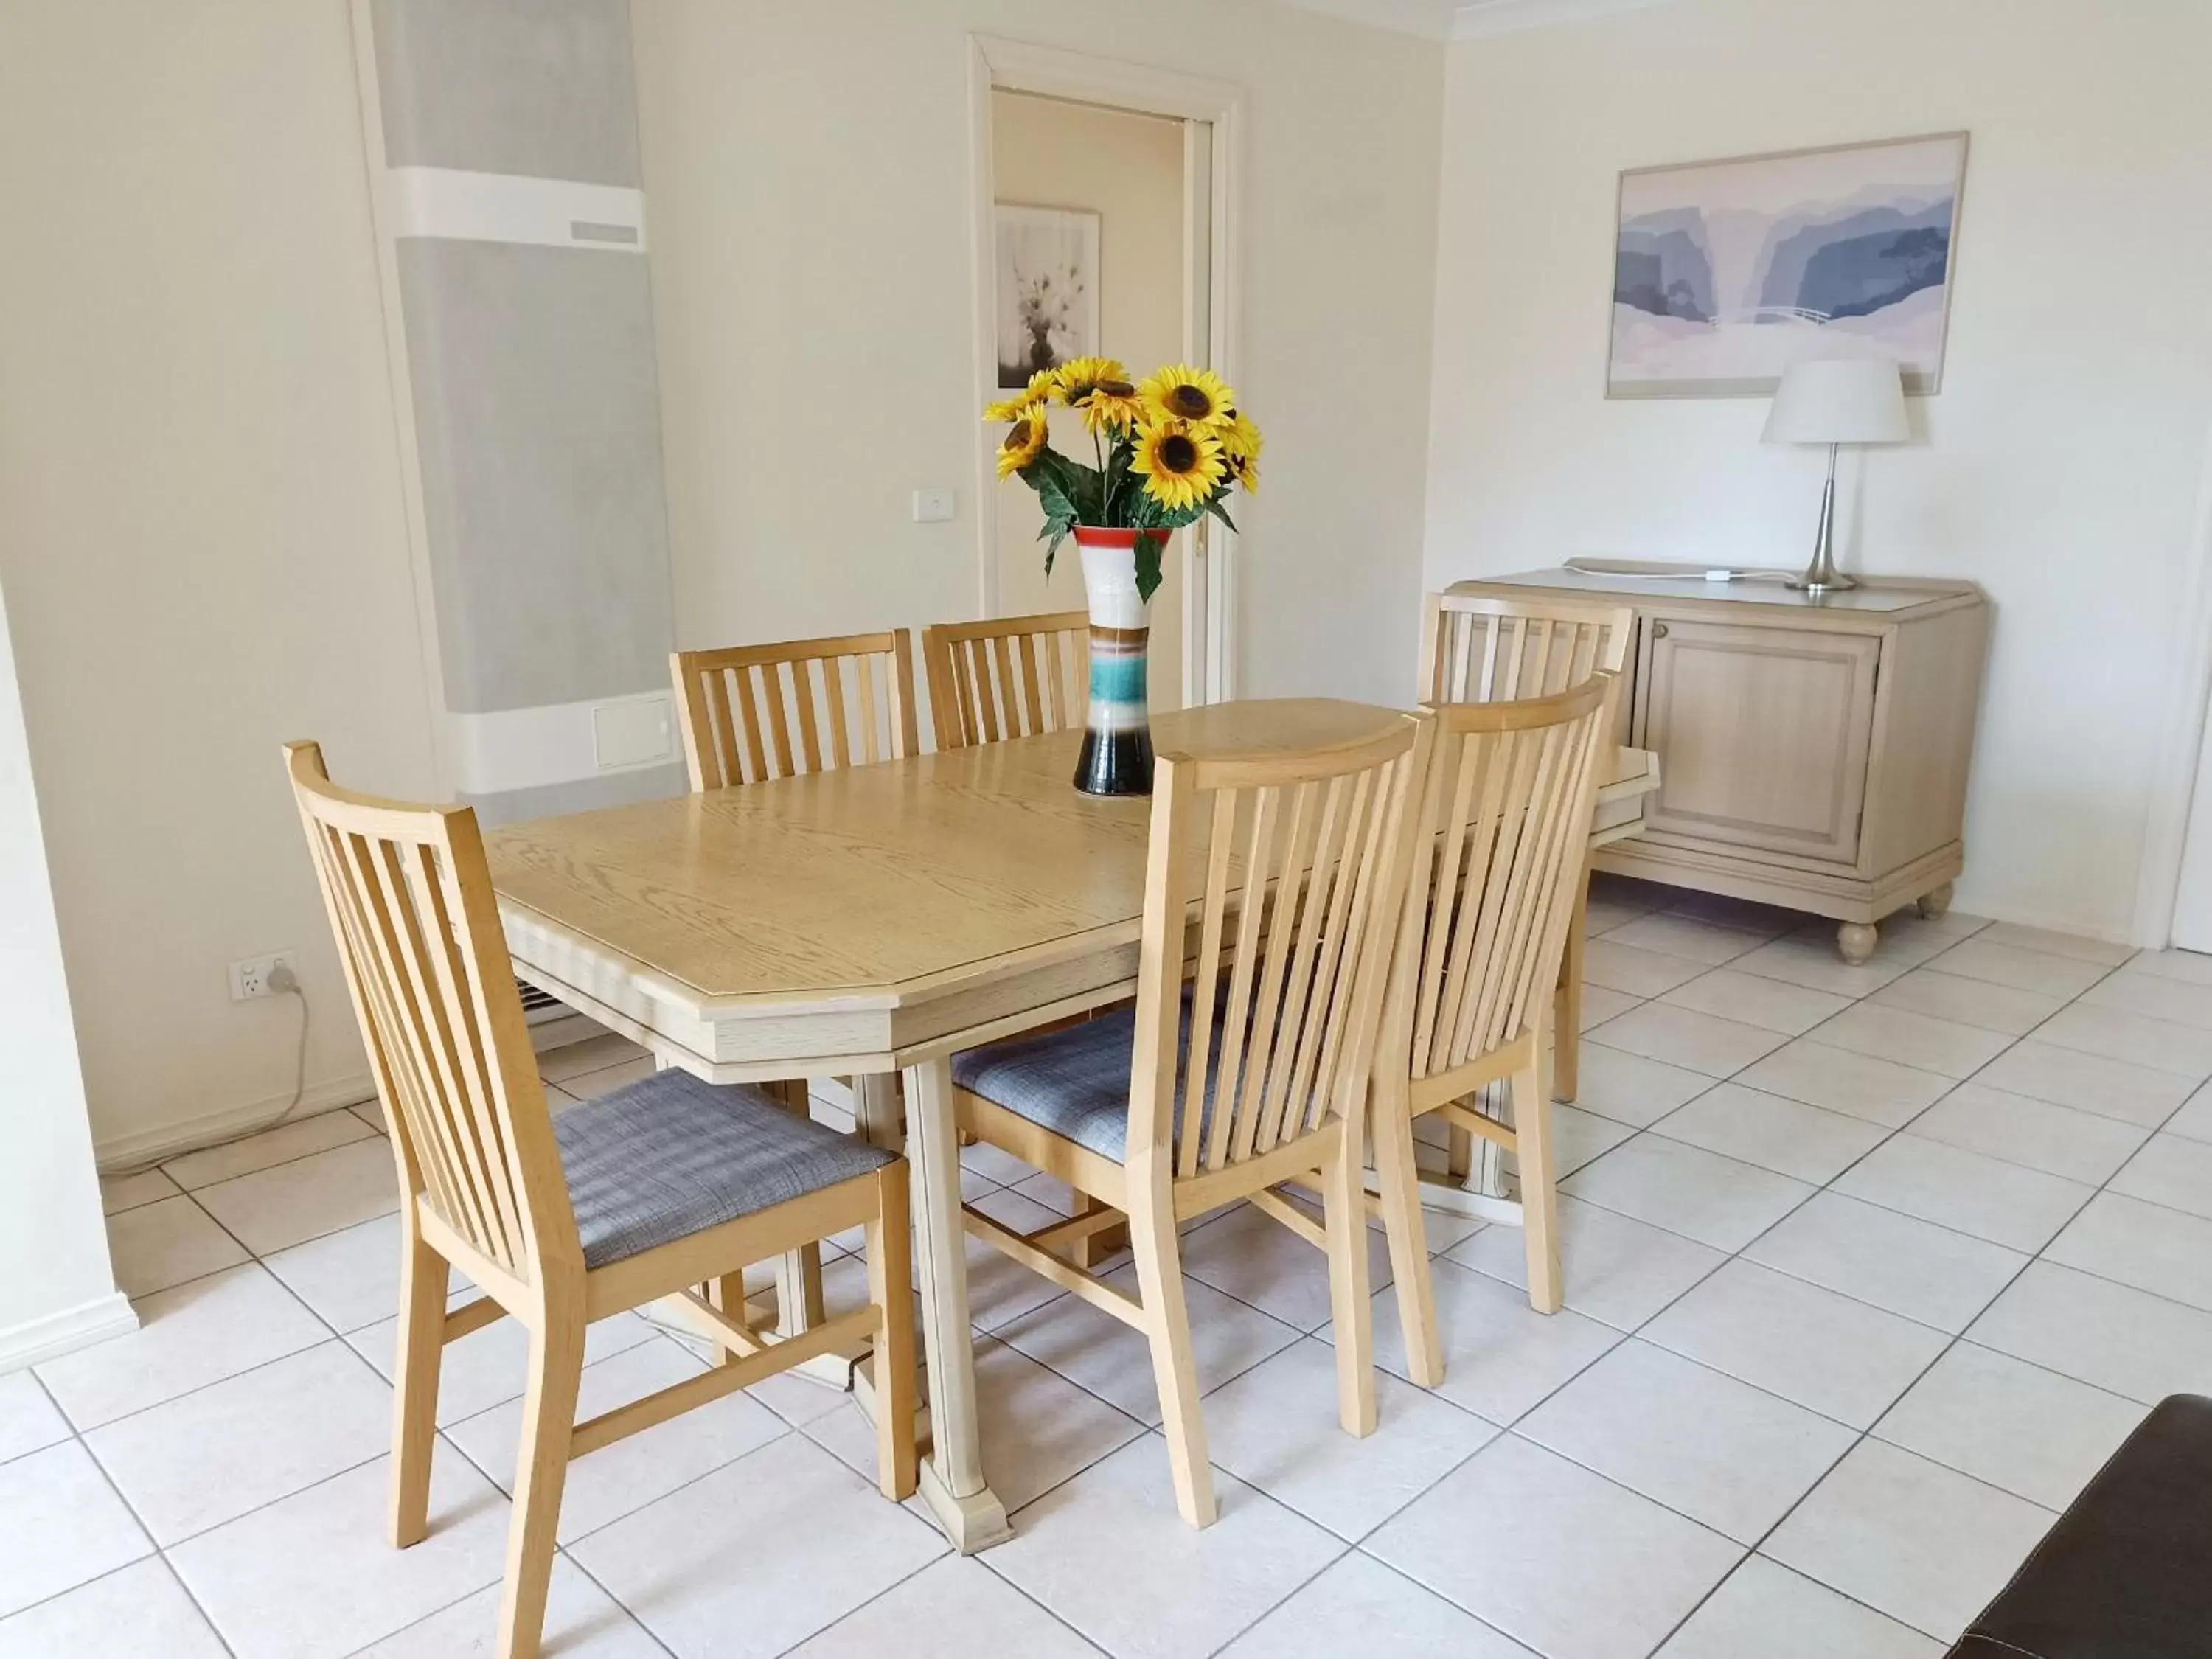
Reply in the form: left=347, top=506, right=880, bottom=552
left=1634, top=619, right=1881, bottom=865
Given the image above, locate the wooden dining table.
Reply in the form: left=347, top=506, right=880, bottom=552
left=484, top=693, right=1658, bottom=1548
left=485, top=698, right=1414, bottom=1551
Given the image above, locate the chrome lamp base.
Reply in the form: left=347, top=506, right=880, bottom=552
left=1786, top=442, right=1858, bottom=595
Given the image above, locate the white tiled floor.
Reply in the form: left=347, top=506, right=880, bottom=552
left=17, top=883, right=2212, bottom=1655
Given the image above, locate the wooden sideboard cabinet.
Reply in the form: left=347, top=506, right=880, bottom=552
left=1444, top=566, right=1990, bottom=963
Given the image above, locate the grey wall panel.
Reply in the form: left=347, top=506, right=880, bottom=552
left=398, top=237, right=674, bottom=714
left=463, top=761, right=686, bottom=830
left=371, top=0, right=641, bottom=187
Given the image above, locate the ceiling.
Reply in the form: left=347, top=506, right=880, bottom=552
left=1275, top=0, right=1670, bottom=41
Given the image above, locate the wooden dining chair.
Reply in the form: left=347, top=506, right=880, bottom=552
left=669, top=629, right=920, bottom=1318
left=1369, top=678, right=1615, bottom=1385
left=947, top=715, right=1430, bottom=1526
left=920, top=610, right=1088, bottom=751
left=1418, top=590, right=1633, bottom=1107
left=282, top=741, right=916, bottom=1659
left=1419, top=590, right=1633, bottom=708
left=670, top=629, right=919, bottom=789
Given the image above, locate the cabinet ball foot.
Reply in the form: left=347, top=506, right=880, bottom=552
left=1918, top=882, right=1955, bottom=920
left=1837, top=922, right=1879, bottom=966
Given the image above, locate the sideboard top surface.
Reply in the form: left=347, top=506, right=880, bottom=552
left=1451, top=566, right=1981, bottom=617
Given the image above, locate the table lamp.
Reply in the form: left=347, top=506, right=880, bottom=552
left=1762, top=358, right=1911, bottom=595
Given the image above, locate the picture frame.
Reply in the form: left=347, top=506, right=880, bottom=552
left=1605, top=131, right=1969, bottom=398
left=994, top=202, right=1102, bottom=390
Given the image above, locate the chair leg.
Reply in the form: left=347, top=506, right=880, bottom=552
left=766, top=1081, right=828, bottom=1335
left=389, top=1220, right=448, bottom=1548
left=706, top=1273, right=748, bottom=1367
left=1071, top=1192, right=1129, bottom=1268
left=1554, top=873, right=1587, bottom=1103
left=1445, top=1120, right=1474, bottom=1184
left=865, top=1162, right=919, bottom=1501
left=1126, top=1183, right=1217, bottom=1527
left=494, top=1307, right=585, bottom=1659
left=1512, top=1054, right=1562, bottom=1314
left=1321, top=1148, right=1377, bottom=1437
left=1371, top=1083, right=1444, bottom=1389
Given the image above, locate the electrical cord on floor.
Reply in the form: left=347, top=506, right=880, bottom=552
left=100, top=967, right=313, bottom=1178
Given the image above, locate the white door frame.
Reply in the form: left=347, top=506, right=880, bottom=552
left=2134, top=413, right=2212, bottom=946
left=966, top=36, right=1243, bottom=703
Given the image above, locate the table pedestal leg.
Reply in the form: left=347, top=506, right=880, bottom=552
left=900, top=1056, right=1011, bottom=1553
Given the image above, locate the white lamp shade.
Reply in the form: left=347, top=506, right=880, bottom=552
left=1762, top=358, right=1911, bottom=445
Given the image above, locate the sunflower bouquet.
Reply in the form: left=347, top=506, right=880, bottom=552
left=987, top=359, right=1261, bottom=603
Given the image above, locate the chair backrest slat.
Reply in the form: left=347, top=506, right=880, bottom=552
left=1419, top=592, right=1632, bottom=708
left=284, top=742, right=580, bottom=1287
left=1130, top=718, right=1430, bottom=1182
left=922, top=611, right=1089, bottom=750
left=671, top=631, right=919, bottom=790
left=1390, top=678, right=1614, bottom=1088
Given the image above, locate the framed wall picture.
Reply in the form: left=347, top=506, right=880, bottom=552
left=995, top=202, right=1102, bottom=389
left=1606, top=131, right=1968, bottom=398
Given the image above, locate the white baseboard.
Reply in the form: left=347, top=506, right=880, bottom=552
left=0, top=1291, right=139, bottom=1374
left=95, top=1073, right=379, bottom=1173
left=1947, top=886, right=2139, bottom=948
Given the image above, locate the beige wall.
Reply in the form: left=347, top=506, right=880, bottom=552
left=1424, top=0, right=2212, bottom=940
left=631, top=0, right=1444, bottom=710
left=0, top=0, right=1443, bottom=1162
left=0, top=1, right=436, bottom=1161
left=0, top=579, right=126, bottom=1362
left=990, top=90, right=1186, bottom=709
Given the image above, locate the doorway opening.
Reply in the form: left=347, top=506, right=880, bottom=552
left=967, top=39, right=1241, bottom=708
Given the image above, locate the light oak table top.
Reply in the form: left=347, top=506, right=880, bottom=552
left=485, top=698, right=1426, bottom=1079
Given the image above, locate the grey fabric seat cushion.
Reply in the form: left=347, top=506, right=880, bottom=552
left=954, top=992, right=1290, bottom=1164
left=555, top=1067, right=891, bottom=1270
left=953, top=1006, right=1150, bottom=1162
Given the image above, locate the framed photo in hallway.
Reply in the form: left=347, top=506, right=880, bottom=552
left=995, top=202, right=1101, bottom=389
left=1606, top=131, right=1968, bottom=398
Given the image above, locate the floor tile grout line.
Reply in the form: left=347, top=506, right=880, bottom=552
left=757, top=1551, right=958, bottom=1659
left=1559, top=955, right=2212, bottom=1317
left=63, top=1403, right=249, bottom=1655
left=149, top=1104, right=384, bottom=1195
left=1342, top=1543, right=1546, bottom=1659
left=70, top=910, right=2196, bottom=1657
left=1185, top=1537, right=1363, bottom=1659
left=0, top=1549, right=239, bottom=1656
left=1, top=1366, right=249, bottom=1654
left=1634, top=959, right=2177, bottom=1655
left=967, top=1560, right=1121, bottom=1659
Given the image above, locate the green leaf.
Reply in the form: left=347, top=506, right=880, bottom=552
left=1029, top=464, right=1079, bottom=529
left=1205, top=495, right=1239, bottom=534
left=1032, top=448, right=1102, bottom=524
left=1101, top=442, right=1132, bottom=526
left=1134, top=531, right=1165, bottom=604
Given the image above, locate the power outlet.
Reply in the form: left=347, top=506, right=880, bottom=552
left=230, top=950, right=299, bottom=1001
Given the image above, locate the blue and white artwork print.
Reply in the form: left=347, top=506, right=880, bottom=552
left=1607, top=132, right=1966, bottom=397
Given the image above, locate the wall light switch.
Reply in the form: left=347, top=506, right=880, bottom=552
left=912, top=487, right=956, bottom=524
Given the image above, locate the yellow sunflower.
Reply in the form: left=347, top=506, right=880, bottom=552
left=1138, top=364, right=1236, bottom=429
left=1219, top=408, right=1262, bottom=494
left=1052, top=356, right=1127, bottom=403
left=1130, top=419, right=1225, bottom=512
left=1055, top=356, right=1144, bottom=435
left=995, top=406, right=1051, bottom=479
left=1079, top=379, right=1144, bottom=436
left=984, top=368, right=1059, bottom=423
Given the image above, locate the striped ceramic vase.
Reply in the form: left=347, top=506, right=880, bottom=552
left=1071, top=526, right=1160, bottom=796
